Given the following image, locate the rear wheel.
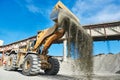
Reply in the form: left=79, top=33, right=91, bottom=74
left=22, top=54, right=40, bottom=76
left=44, top=58, right=59, bottom=75
left=5, top=54, right=17, bottom=71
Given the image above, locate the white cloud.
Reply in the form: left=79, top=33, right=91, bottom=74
left=25, top=1, right=51, bottom=18
left=26, top=4, right=40, bottom=13
left=25, top=0, right=42, bottom=14
left=13, top=0, right=51, bottom=16
left=89, top=5, right=120, bottom=23
left=72, top=0, right=120, bottom=24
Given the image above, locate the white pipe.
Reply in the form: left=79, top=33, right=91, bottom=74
left=63, top=33, right=67, bottom=61
left=63, top=39, right=67, bottom=61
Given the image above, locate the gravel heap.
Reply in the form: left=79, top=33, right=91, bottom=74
left=59, top=53, right=120, bottom=75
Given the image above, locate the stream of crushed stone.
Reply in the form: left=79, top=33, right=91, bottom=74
left=58, top=9, right=93, bottom=80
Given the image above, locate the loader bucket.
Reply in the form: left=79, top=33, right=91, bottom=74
left=50, top=1, right=79, bottom=23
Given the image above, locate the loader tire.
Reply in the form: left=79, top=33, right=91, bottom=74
left=22, top=54, right=40, bottom=76
left=5, top=54, right=17, bottom=71
left=44, top=58, right=59, bottom=75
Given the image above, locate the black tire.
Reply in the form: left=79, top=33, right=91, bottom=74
left=22, top=54, right=40, bottom=76
left=44, top=58, right=59, bottom=75
left=5, top=54, right=17, bottom=71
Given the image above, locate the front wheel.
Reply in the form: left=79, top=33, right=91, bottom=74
left=44, top=58, right=60, bottom=75
left=22, top=54, right=40, bottom=76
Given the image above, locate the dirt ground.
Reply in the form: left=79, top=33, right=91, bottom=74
left=0, top=54, right=120, bottom=80
left=0, top=66, right=120, bottom=80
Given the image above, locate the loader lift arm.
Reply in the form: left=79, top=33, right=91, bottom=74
left=32, top=1, right=80, bottom=56
left=33, top=24, right=65, bottom=55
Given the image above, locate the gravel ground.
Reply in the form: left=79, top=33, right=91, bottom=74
left=1, top=54, right=120, bottom=80
left=0, top=67, right=76, bottom=80
left=0, top=66, right=120, bottom=80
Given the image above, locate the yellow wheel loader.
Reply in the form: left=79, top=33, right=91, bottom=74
left=4, top=1, right=80, bottom=75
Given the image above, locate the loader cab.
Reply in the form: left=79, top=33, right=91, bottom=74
left=27, top=40, right=36, bottom=51
left=30, top=40, right=36, bottom=47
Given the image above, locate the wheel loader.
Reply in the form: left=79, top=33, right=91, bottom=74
left=4, top=1, right=80, bottom=75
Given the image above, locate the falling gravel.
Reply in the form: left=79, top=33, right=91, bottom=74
left=57, top=9, right=93, bottom=80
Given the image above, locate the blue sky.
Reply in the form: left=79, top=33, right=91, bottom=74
left=0, top=0, right=120, bottom=55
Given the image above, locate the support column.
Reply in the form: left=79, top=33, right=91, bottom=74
left=2, top=51, right=4, bottom=65
left=63, top=39, right=67, bottom=61
left=63, top=33, right=67, bottom=61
